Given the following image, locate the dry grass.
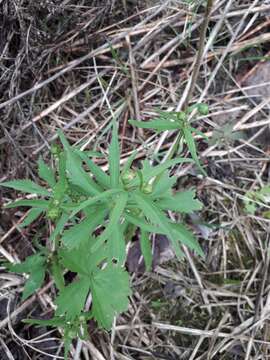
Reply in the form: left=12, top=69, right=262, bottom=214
left=1, top=0, right=270, bottom=359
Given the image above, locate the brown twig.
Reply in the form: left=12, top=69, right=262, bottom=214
left=183, top=0, right=214, bottom=110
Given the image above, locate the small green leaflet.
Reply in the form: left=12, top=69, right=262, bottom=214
left=109, top=121, right=120, bottom=188
left=129, top=119, right=180, bottom=131
left=58, top=152, right=67, bottom=186
left=209, top=123, right=244, bottom=147
left=108, top=225, right=126, bottom=265
left=121, top=150, right=137, bottom=174
left=91, top=265, right=130, bottom=329
left=171, top=223, right=203, bottom=257
left=5, top=199, right=49, bottom=209
left=74, top=148, right=104, bottom=159
left=38, top=157, right=56, bottom=188
left=19, top=208, right=43, bottom=228
left=140, top=230, right=152, bottom=271
left=67, top=153, right=102, bottom=195
left=132, top=193, right=183, bottom=258
left=108, top=41, right=128, bottom=75
left=259, top=186, right=270, bottom=196
left=0, top=179, right=50, bottom=197
left=52, top=180, right=67, bottom=203
left=154, top=109, right=180, bottom=119
left=63, top=332, right=73, bottom=360
left=84, top=150, right=104, bottom=158
left=92, top=192, right=128, bottom=251
left=243, top=185, right=270, bottom=214
left=24, top=317, right=67, bottom=327
left=125, top=213, right=203, bottom=257
left=50, top=257, right=65, bottom=291
left=55, top=277, right=90, bottom=320
left=49, top=212, right=70, bottom=243
left=157, top=190, right=202, bottom=213
left=182, top=126, right=206, bottom=176
left=151, top=170, right=176, bottom=198
left=58, top=130, right=101, bottom=196
left=8, top=254, right=46, bottom=300
left=129, top=111, right=206, bottom=176
left=125, top=212, right=163, bottom=234
left=189, top=126, right=208, bottom=141
left=24, top=315, right=85, bottom=360
left=79, top=151, right=110, bottom=189
left=140, top=158, right=193, bottom=184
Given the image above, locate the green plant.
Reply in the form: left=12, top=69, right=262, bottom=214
left=1, top=124, right=203, bottom=359
left=129, top=103, right=209, bottom=175
left=209, top=123, right=245, bottom=149
left=243, top=185, right=270, bottom=216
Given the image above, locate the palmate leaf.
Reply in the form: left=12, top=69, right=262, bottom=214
left=0, top=180, right=50, bottom=197
left=157, top=189, right=203, bottom=213
left=60, top=247, right=88, bottom=275
left=60, top=240, right=107, bottom=276
left=62, top=209, right=107, bottom=249
left=8, top=254, right=46, bottom=300
left=90, top=264, right=130, bottom=329
left=55, top=277, right=90, bottom=320
left=56, top=258, right=130, bottom=329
